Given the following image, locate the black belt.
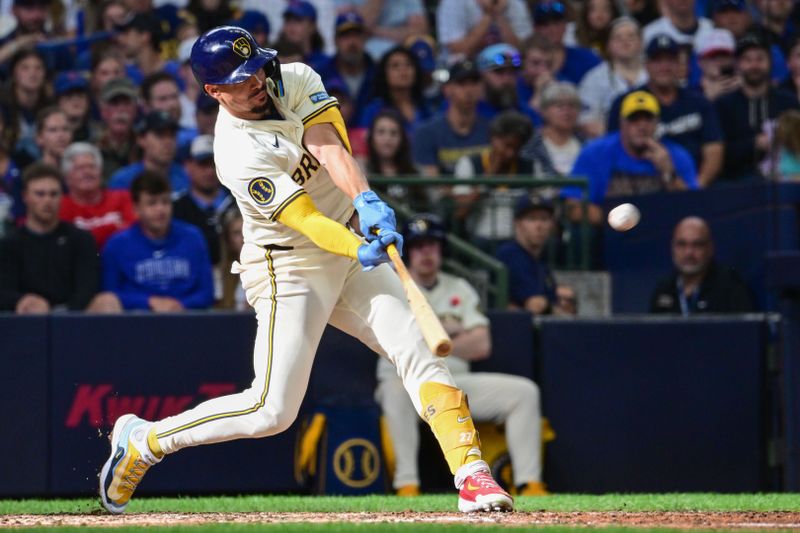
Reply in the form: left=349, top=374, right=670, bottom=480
left=263, top=244, right=294, bottom=251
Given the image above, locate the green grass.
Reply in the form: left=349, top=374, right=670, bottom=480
left=2, top=493, right=800, bottom=515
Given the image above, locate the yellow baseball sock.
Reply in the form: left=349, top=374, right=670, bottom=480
left=147, top=428, right=164, bottom=459
left=419, top=382, right=482, bottom=473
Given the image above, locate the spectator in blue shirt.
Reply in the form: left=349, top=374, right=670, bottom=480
left=475, top=43, right=541, bottom=126
left=607, top=34, right=724, bottom=188
left=316, top=12, right=376, bottom=127
left=414, top=59, right=490, bottom=176
left=102, top=170, right=214, bottom=312
left=566, top=91, right=698, bottom=226
left=496, top=194, right=574, bottom=315
left=532, top=1, right=601, bottom=85
left=108, top=111, right=190, bottom=194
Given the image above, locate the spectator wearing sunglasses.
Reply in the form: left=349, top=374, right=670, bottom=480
left=532, top=0, right=601, bottom=85
left=476, top=43, right=542, bottom=126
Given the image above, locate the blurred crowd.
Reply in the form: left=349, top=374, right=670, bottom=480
left=0, top=0, right=797, bottom=315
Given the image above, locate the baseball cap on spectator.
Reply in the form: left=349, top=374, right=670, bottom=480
left=283, top=1, right=317, bottom=21
left=514, top=194, right=555, bottom=218
left=196, top=92, right=219, bottom=113
left=54, top=71, right=89, bottom=97
left=712, top=0, right=747, bottom=13
left=406, top=35, right=436, bottom=74
left=540, top=81, right=580, bottom=108
left=177, top=37, right=198, bottom=64
left=646, top=34, right=680, bottom=59
left=696, top=28, right=735, bottom=58
left=100, top=77, right=138, bottom=102
left=735, top=32, right=770, bottom=57
left=335, top=11, right=365, bottom=35
left=620, top=90, right=660, bottom=120
left=232, top=10, right=270, bottom=36
left=446, top=59, right=481, bottom=83
left=477, top=43, right=521, bottom=73
left=190, top=134, right=214, bottom=161
left=135, top=110, right=178, bottom=135
left=533, top=1, right=567, bottom=25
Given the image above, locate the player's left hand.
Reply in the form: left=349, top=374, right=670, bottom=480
left=353, top=191, right=396, bottom=241
left=357, top=230, right=403, bottom=271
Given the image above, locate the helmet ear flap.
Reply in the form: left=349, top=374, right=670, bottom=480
left=264, top=57, right=285, bottom=97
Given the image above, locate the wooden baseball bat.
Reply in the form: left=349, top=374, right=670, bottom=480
left=386, top=243, right=453, bottom=357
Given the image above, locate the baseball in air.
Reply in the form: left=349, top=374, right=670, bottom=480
left=607, top=203, right=640, bottom=231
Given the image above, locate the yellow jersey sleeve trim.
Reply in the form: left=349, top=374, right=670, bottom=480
left=270, top=189, right=307, bottom=222
left=276, top=192, right=362, bottom=260
left=302, top=104, right=352, bottom=154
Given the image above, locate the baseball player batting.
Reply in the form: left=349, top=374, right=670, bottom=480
left=99, top=26, right=513, bottom=514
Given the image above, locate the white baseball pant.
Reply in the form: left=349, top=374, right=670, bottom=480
left=152, top=244, right=455, bottom=453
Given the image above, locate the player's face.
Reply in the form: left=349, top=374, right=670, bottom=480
left=515, top=210, right=553, bottom=250
left=135, top=192, right=172, bottom=238
left=206, top=69, right=271, bottom=120
left=23, top=177, right=62, bottom=225
left=148, top=80, right=182, bottom=122
left=408, top=239, right=442, bottom=277
left=65, top=153, right=102, bottom=196
left=672, top=222, right=713, bottom=276
left=37, top=112, right=72, bottom=157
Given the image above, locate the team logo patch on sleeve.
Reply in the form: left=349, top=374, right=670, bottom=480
left=248, top=178, right=276, bottom=205
left=309, top=91, right=329, bottom=103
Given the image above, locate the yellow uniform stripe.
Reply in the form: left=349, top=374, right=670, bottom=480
left=156, top=249, right=278, bottom=439
left=270, top=189, right=307, bottom=221
left=301, top=101, right=338, bottom=125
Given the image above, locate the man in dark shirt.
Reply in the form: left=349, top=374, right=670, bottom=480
left=172, top=135, right=233, bottom=266
left=650, top=216, right=754, bottom=314
left=495, top=194, right=574, bottom=315
left=0, top=163, right=99, bottom=313
left=715, top=33, right=799, bottom=181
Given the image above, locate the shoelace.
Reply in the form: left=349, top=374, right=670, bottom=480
left=120, top=458, right=151, bottom=494
left=470, top=470, right=500, bottom=489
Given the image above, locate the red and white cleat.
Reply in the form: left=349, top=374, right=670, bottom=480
left=455, top=460, right=514, bottom=513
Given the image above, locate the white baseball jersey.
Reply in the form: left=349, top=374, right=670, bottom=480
left=214, top=62, right=353, bottom=249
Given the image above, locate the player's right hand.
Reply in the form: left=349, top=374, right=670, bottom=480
left=357, top=230, right=402, bottom=271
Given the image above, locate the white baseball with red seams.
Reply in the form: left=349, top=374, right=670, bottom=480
left=607, top=203, right=641, bottom=231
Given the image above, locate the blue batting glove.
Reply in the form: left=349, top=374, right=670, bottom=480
left=353, top=191, right=396, bottom=242
left=357, top=230, right=403, bottom=271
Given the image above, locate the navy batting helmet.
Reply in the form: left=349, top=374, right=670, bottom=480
left=190, top=26, right=284, bottom=94
left=403, top=214, right=447, bottom=249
